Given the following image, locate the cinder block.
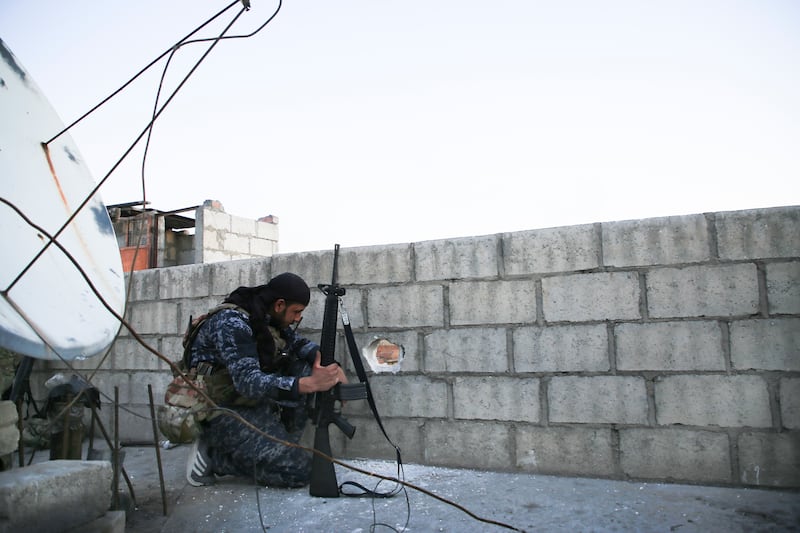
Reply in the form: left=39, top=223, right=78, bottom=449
left=716, top=207, right=800, bottom=261
left=423, top=327, right=508, bottom=373
left=0, top=461, right=112, bottom=532
left=158, top=264, right=211, bottom=299
left=125, top=301, right=179, bottom=335
left=424, top=420, right=513, bottom=470
left=255, top=219, right=279, bottom=241
left=358, top=375, right=448, bottom=418
left=738, top=431, right=800, bottom=487
left=542, top=272, right=641, bottom=322
left=298, top=289, right=327, bottom=330
left=602, top=214, right=711, bottom=267
left=210, top=258, right=269, bottom=297
left=125, top=268, right=159, bottom=301
left=766, top=261, right=800, bottom=314
left=218, top=232, right=250, bottom=255
left=449, top=280, right=537, bottom=325
left=731, top=318, right=800, bottom=371
left=646, top=264, right=759, bottom=318
left=271, top=249, right=330, bottom=287
left=549, top=376, right=648, bottom=424
left=616, top=321, right=725, bottom=371
left=655, top=375, right=771, bottom=427
left=110, top=337, right=161, bottom=371
left=781, top=378, right=800, bottom=429
left=342, top=416, right=424, bottom=463
left=249, top=237, right=277, bottom=257
left=502, top=224, right=600, bottom=275
left=620, top=428, right=731, bottom=483
left=516, top=426, right=615, bottom=476
left=414, top=235, right=498, bottom=281
left=199, top=206, right=231, bottom=231
left=453, top=376, right=539, bottom=422
left=200, top=249, right=231, bottom=264
left=367, top=285, right=444, bottom=328
left=177, top=297, right=224, bottom=335
left=0, top=402, right=19, bottom=457
left=158, top=336, right=184, bottom=368
left=513, top=324, right=609, bottom=372
left=229, top=213, right=256, bottom=236
left=129, top=371, right=169, bottom=405
left=339, top=244, right=413, bottom=285
left=228, top=252, right=254, bottom=262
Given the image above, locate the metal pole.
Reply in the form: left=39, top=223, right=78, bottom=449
left=112, top=386, right=120, bottom=510
left=147, top=384, right=168, bottom=515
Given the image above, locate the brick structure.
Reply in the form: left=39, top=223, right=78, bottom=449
left=29, top=206, right=799, bottom=488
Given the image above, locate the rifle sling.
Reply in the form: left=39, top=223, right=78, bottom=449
left=338, top=302, right=403, bottom=498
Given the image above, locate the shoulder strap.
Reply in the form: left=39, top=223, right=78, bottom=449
left=338, top=300, right=404, bottom=499
left=182, top=303, right=248, bottom=368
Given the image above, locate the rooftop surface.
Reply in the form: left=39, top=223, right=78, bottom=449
left=110, top=444, right=799, bottom=532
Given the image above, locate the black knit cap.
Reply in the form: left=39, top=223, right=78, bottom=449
left=224, top=273, right=311, bottom=318
left=221, top=273, right=310, bottom=371
left=265, top=272, right=311, bottom=306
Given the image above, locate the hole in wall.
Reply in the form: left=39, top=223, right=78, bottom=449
left=362, top=337, right=404, bottom=373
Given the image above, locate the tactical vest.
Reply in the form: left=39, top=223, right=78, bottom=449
left=185, top=305, right=290, bottom=410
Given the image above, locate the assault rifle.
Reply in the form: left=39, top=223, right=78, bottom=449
left=309, top=244, right=368, bottom=497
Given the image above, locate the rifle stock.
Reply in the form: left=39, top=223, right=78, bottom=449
left=309, top=244, right=363, bottom=497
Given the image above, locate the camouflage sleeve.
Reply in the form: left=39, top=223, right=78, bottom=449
left=194, top=310, right=301, bottom=401
left=281, top=326, right=320, bottom=363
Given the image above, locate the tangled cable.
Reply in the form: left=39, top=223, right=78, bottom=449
left=2, top=2, right=526, bottom=531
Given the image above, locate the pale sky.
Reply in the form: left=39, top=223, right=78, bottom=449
left=2, top=0, right=798, bottom=253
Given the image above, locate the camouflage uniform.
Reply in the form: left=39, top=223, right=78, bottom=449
left=188, top=308, right=319, bottom=487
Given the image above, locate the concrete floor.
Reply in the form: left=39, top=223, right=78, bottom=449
left=108, top=444, right=799, bottom=533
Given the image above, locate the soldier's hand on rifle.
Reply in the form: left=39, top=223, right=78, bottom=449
left=298, top=352, right=347, bottom=393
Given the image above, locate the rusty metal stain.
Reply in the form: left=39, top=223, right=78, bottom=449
left=38, top=140, right=118, bottom=301
left=41, top=142, right=70, bottom=208
left=1, top=38, right=125, bottom=360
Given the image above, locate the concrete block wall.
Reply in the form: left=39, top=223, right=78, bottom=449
left=195, top=203, right=279, bottom=263
left=0, top=402, right=18, bottom=469
left=30, top=206, right=799, bottom=488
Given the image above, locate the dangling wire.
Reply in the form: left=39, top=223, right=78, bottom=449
left=3, top=1, right=528, bottom=530
left=2, top=195, right=527, bottom=532
left=10, top=0, right=284, bottom=294
left=2, top=0, right=281, bottom=460
left=139, top=0, right=284, bottom=213
left=43, top=0, right=245, bottom=146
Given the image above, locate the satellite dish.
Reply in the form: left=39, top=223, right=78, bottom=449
left=0, top=39, right=126, bottom=361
